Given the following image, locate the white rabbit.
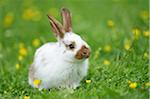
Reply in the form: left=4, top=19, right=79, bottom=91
left=28, top=8, right=91, bottom=90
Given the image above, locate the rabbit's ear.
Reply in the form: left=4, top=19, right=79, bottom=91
left=61, top=7, right=72, bottom=32
left=47, top=15, right=65, bottom=38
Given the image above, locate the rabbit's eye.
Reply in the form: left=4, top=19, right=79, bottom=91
left=64, top=41, right=75, bottom=50
left=68, top=43, right=75, bottom=49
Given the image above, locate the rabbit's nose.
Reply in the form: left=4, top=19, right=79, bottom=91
left=75, top=45, right=91, bottom=60
left=82, top=48, right=90, bottom=58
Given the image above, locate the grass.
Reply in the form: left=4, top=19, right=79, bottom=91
left=0, top=0, right=149, bottom=99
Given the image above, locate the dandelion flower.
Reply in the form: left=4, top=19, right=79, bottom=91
left=143, top=31, right=150, bottom=37
left=19, top=47, right=27, bottom=56
left=129, top=82, right=137, bottom=89
left=107, top=20, right=114, bottom=28
left=103, top=45, right=112, bottom=52
left=33, top=79, right=41, bottom=87
left=85, top=80, right=91, bottom=84
left=24, top=96, right=30, bottom=99
left=32, top=38, right=41, bottom=47
left=3, top=12, right=14, bottom=27
left=15, top=63, right=20, bottom=70
left=103, top=60, right=111, bottom=66
left=132, top=27, right=141, bottom=40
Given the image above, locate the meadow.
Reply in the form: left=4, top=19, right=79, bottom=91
left=0, top=0, right=149, bottom=99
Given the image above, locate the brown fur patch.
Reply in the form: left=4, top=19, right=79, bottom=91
left=75, top=45, right=90, bottom=60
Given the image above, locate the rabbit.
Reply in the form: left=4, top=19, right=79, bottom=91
left=28, top=7, right=91, bottom=90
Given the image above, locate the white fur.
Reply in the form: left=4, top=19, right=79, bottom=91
left=29, top=32, right=90, bottom=89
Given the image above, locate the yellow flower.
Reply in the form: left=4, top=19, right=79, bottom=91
left=145, top=82, right=150, bottom=86
left=143, top=52, right=148, bottom=59
left=33, top=79, right=41, bottom=87
left=85, top=80, right=91, bottom=84
left=132, top=27, right=141, bottom=40
left=32, top=38, right=41, bottom=47
left=19, top=47, right=27, bottom=56
left=3, top=12, right=14, bottom=27
left=24, top=96, right=30, bottom=99
left=22, top=8, right=41, bottom=21
left=103, top=60, right=111, bottom=66
left=129, top=82, right=137, bottom=89
left=15, top=63, right=20, bottom=70
left=140, top=10, right=149, bottom=21
left=103, top=45, right=112, bottom=52
left=18, top=55, right=24, bottom=61
left=143, top=31, right=150, bottom=37
left=107, top=20, right=114, bottom=28
left=48, top=8, right=59, bottom=17
left=124, top=39, right=131, bottom=51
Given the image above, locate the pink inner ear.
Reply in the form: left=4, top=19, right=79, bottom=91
left=61, top=8, right=72, bottom=32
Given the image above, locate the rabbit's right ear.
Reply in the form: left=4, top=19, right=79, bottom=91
left=61, top=8, right=72, bottom=32
left=47, top=15, right=65, bottom=39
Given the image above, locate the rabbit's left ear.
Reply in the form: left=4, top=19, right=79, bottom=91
left=61, top=7, right=72, bottom=32
left=47, top=15, right=65, bottom=39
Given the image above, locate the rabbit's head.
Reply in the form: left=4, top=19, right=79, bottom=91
left=48, top=8, right=90, bottom=61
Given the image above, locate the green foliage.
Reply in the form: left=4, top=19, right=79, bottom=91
left=0, top=0, right=149, bottom=99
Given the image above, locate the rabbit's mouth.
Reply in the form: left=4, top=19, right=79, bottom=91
left=75, top=45, right=90, bottom=60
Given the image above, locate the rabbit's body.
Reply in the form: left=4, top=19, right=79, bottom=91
left=29, top=8, right=90, bottom=90
left=29, top=41, right=88, bottom=89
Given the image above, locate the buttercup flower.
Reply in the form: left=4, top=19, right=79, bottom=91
left=143, top=31, right=150, bottom=37
left=32, top=38, right=41, bottom=47
left=33, top=79, right=41, bottom=87
left=124, top=39, right=131, bottom=51
left=3, top=12, right=14, bottom=27
left=103, top=45, right=112, bottom=52
left=132, top=27, right=141, bottom=40
left=86, top=80, right=91, bottom=84
left=19, top=47, right=27, bottom=56
left=24, top=96, right=30, bottom=99
left=103, top=60, right=111, bottom=65
left=107, top=20, right=114, bottom=28
left=129, top=82, right=137, bottom=89
left=22, top=8, right=41, bottom=21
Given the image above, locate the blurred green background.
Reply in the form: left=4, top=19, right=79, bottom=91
left=0, top=0, right=149, bottom=99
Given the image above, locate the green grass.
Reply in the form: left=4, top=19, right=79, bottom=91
left=0, top=0, right=149, bottom=99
